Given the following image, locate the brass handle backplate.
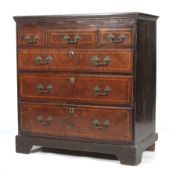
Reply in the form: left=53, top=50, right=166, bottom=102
left=93, top=119, right=111, bottom=129
left=94, top=85, right=111, bottom=96
left=24, top=35, right=40, bottom=44
left=107, top=33, right=127, bottom=43
left=36, top=115, right=53, bottom=125
left=37, top=84, right=53, bottom=93
left=91, top=56, right=111, bottom=66
left=63, top=34, right=81, bottom=44
left=35, top=56, right=53, bottom=65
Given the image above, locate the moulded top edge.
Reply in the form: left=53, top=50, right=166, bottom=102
left=13, top=12, right=159, bottom=22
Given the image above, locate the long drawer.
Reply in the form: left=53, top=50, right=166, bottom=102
left=18, top=49, right=133, bottom=73
left=19, top=74, right=133, bottom=105
left=20, top=103, right=133, bottom=142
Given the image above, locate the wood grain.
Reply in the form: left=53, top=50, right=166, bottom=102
left=19, top=73, right=133, bottom=105
left=20, top=103, right=133, bottom=142
left=47, top=30, right=96, bottom=48
left=18, top=27, right=46, bottom=47
left=98, top=29, right=134, bottom=48
left=18, top=49, right=133, bottom=73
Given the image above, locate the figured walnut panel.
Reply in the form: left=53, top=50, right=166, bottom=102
left=98, top=29, right=134, bottom=48
left=47, top=30, right=96, bottom=48
left=20, top=103, right=133, bottom=142
left=18, top=49, right=133, bottom=73
left=19, top=74, right=133, bottom=105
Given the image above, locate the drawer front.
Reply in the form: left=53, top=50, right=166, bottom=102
left=98, top=29, right=134, bottom=47
left=72, top=75, right=133, bottom=105
left=20, top=103, right=133, bottom=142
left=18, top=29, right=46, bottom=47
left=19, top=74, right=133, bottom=105
left=77, top=49, right=133, bottom=73
left=19, top=74, right=72, bottom=102
left=18, top=49, right=77, bottom=72
left=18, top=49, right=133, bottom=73
left=47, top=30, right=96, bottom=48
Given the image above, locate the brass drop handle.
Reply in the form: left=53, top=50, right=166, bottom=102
left=91, top=56, right=111, bottom=66
left=37, top=84, right=53, bottom=93
left=63, top=34, right=81, bottom=44
left=107, top=33, right=127, bottom=43
left=35, top=56, right=53, bottom=65
left=36, top=115, right=53, bottom=125
left=24, top=35, right=40, bottom=44
left=93, top=119, right=111, bottom=129
left=94, top=85, right=111, bottom=96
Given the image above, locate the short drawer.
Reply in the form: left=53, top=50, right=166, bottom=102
left=47, top=30, right=96, bottom=48
left=19, top=74, right=133, bottom=105
left=98, top=29, right=134, bottom=47
left=18, top=28, right=46, bottom=47
left=18, top=49, right=133, bottom=73
left=20, top=103, right=133, bottom=142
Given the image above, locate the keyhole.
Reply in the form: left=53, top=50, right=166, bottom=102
left=69, top=107, right=74, bottom=114
left=69, top=77, right=75, bottom=85
left=69, top=51, right=75, bottom=58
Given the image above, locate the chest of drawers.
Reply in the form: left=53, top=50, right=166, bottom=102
left=14, top=12, right=158, bottom=165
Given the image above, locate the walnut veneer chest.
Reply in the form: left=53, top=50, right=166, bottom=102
left=14, top=12, right=158, bottom=165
